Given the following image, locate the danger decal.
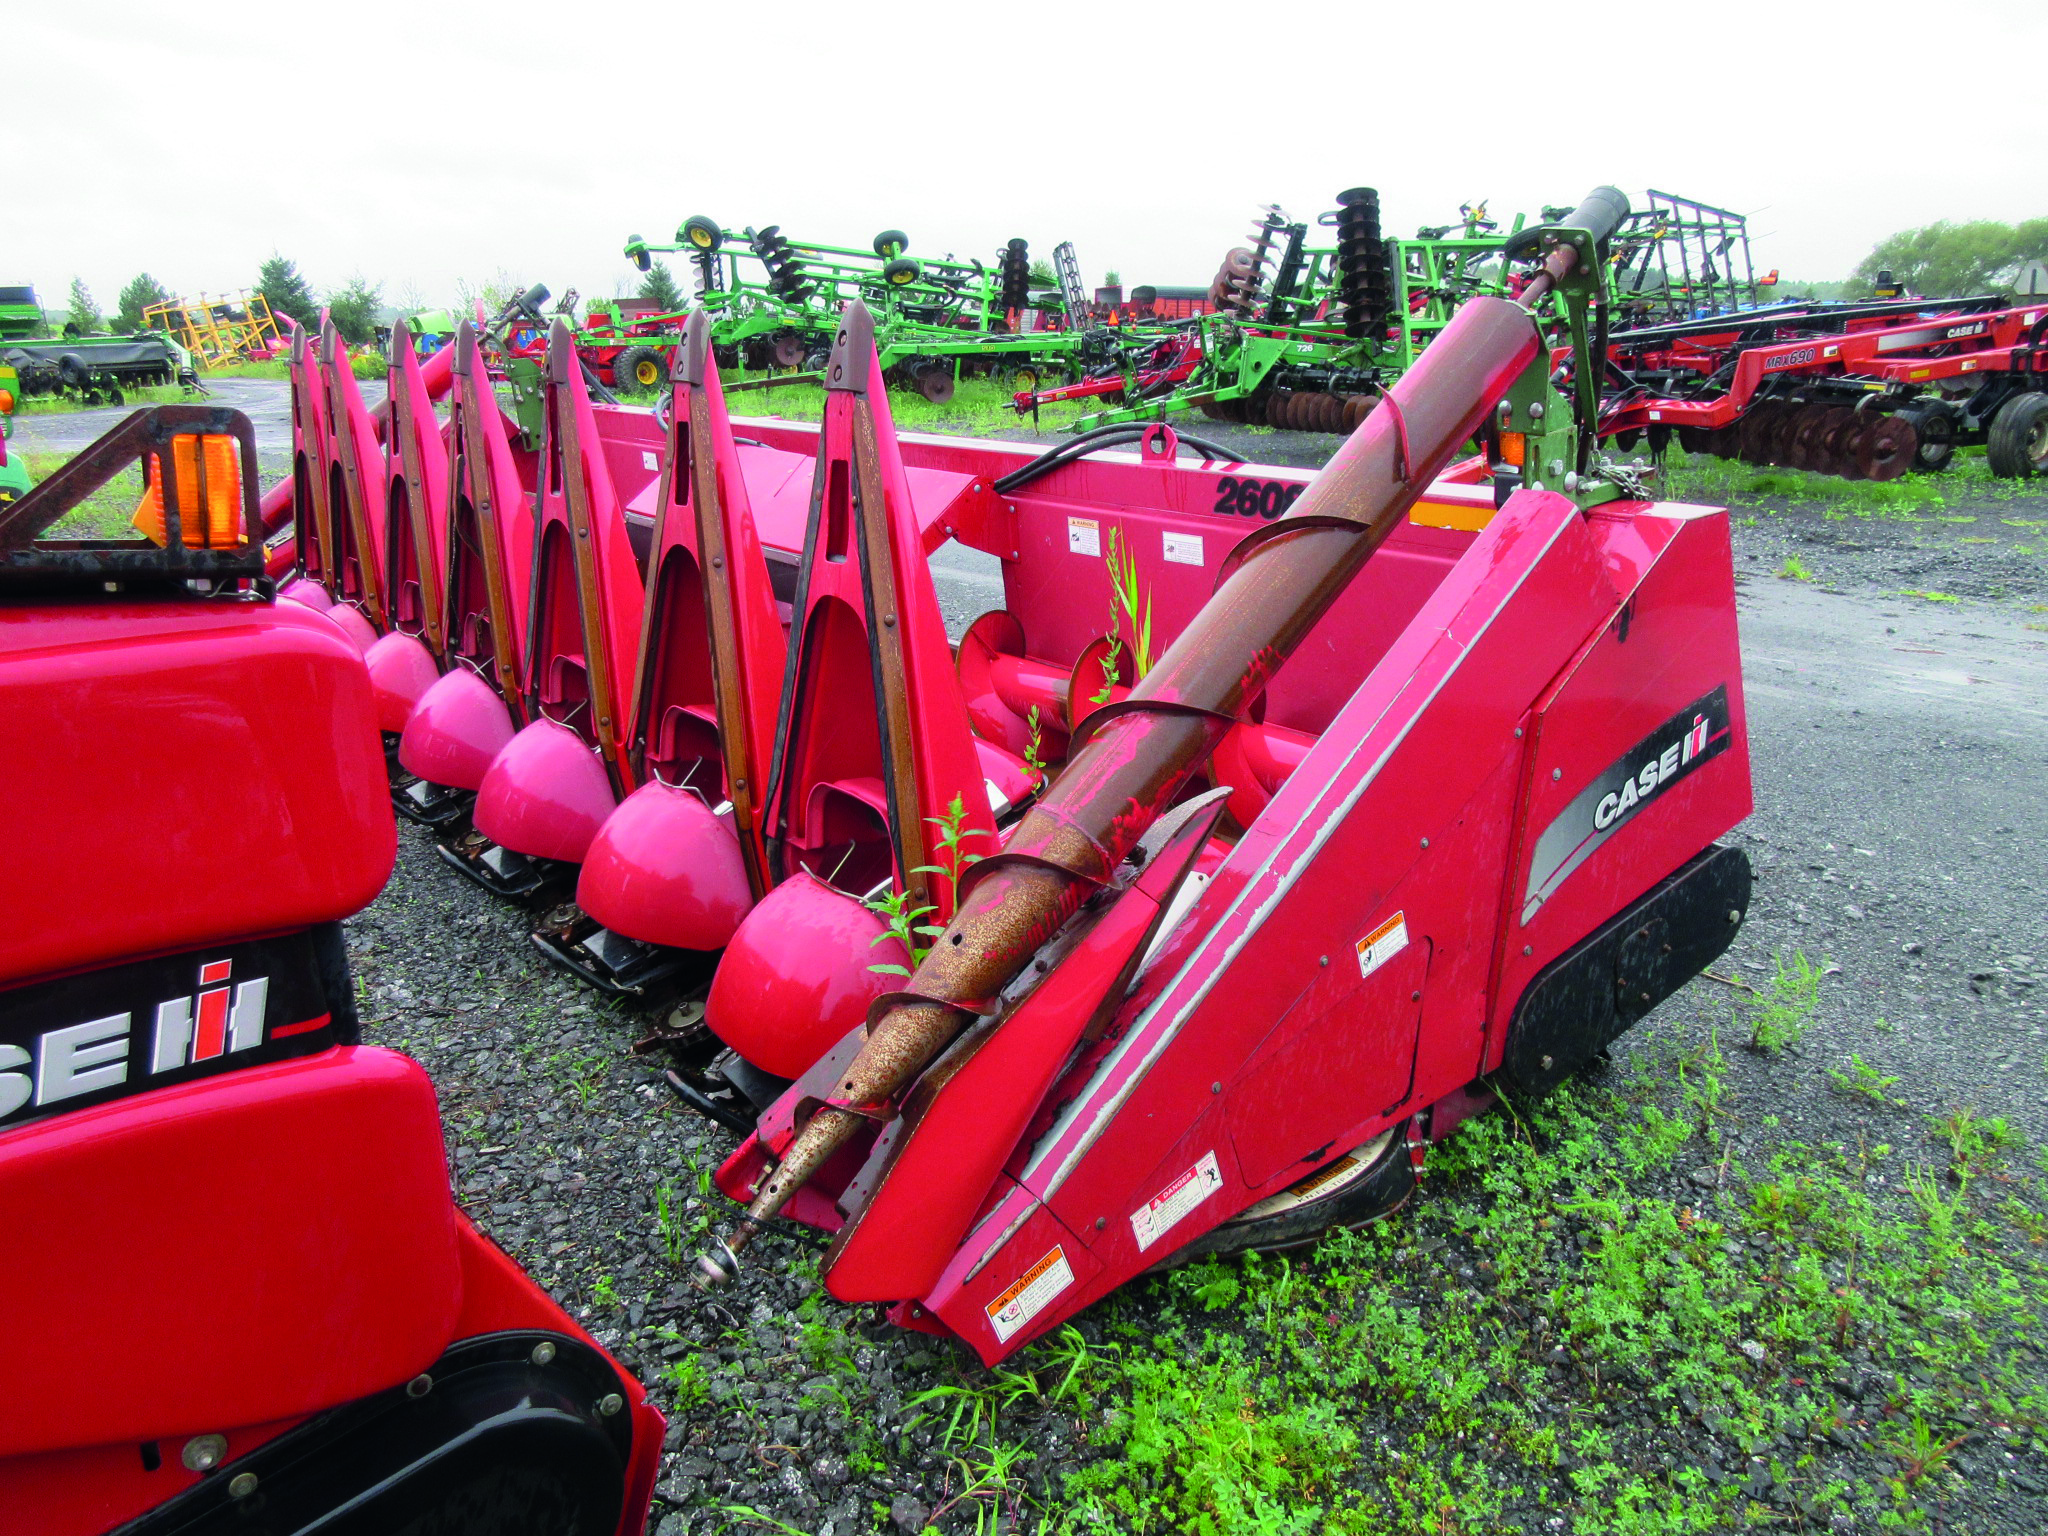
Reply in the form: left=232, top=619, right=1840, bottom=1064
left=1521, top=685, right=1734, bottom=924
left=1131, top=1150, right=1225, bottom=1252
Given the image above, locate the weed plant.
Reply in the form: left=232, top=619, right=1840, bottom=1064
left=719, top=1020, right=2048, bottom=1534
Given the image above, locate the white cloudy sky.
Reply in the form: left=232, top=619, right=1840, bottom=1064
left=10, top=0, right=2044, bottom=313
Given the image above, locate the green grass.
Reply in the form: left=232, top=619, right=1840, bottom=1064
left=13, top=450, right=146, bottom=539
left=14, top=383, right=191, bottom=418
left=775, top=1015, right=2048, bottom=1535
left=1665, top=450, right=2035, bottom=520
left=612, top=373, right=1100, bottom=438
left=202, top=359, right=291, bottom=381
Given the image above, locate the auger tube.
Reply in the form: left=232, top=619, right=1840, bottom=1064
left=700, top=192, right=1626, bottom=1285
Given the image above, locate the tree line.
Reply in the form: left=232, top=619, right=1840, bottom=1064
left=52, top=258, right=384, bottom=346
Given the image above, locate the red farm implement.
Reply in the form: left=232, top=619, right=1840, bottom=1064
left=1598, top=296, right=2048, bottom=479
left=0, top=408, right=663, bottom=1535
left=258, top=187, right=1757, bottom=1362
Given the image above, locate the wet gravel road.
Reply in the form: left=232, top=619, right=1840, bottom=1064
left=44, top=380, right=2048, bottom=1530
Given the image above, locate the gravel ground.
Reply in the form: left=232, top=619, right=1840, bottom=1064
left=43, top=379, right=2048, bottom=1531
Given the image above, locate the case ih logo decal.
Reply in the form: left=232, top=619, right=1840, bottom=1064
left=0, top=934, right=333, bottom=1130
left=1521, top=685, right=1734, bottom=924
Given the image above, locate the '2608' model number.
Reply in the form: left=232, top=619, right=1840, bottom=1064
left=1212, top=476, right=1307, bottom=519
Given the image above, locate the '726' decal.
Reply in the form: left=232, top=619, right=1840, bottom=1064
left=1212, top=476, right=1307, bottom=520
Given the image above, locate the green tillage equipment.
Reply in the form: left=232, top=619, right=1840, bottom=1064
left=0, top=361, right=28, bottom=506
left=0, top=332, right=195, bottom=404
left=1068, top=218, right=1518, bottom=432
left=0, top=286, right=43, bottom=343
left=624, top=221, right=1083, bottom=400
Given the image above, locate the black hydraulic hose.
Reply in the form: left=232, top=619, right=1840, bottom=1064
left=992, top=424, right=1241, bottom=496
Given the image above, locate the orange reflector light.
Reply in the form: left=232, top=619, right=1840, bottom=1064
left=133, top=434, right=245, bottom=548
left=1499, top=431, right=1527, bottom=467
left=0, top=389, right=14, bottom=413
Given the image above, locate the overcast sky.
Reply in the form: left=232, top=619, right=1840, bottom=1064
left=11, top=0, right=2044, bottom=315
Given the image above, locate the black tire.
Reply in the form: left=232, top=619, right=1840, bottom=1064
left=883, top=257, right=921, bottom=287
left=803, top=346, right=830, bottom=373
left=1897, top=404, right=1957, bottom=473
left=1986, top=391, right=2048, bottom=479
left=56, top=352, right=90, bottom=390
left=873, top=229, right=910, bottom=259
left=613, top=345, right=662, bottom=392
left=682, top=215, right=723, bottom=252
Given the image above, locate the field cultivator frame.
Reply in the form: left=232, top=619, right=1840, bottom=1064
left=1018, top=193, right=1522, bottom=434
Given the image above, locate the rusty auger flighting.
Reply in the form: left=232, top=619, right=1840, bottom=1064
left=691, top=188, right=1757, bottom=1361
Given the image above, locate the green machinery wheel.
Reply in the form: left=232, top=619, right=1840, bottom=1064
left=613, top=345, right=663, bottom=391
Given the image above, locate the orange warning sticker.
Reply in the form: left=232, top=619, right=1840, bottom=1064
left=985, top=1245, right=1075, bottom=1343
left=1354, top=911, right=1409, bottom=979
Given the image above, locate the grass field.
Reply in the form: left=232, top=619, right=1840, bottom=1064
left=13, top=451, right=146, bottom=539
left=744, top=971, right=2048, bottom=1534
left=14, top=383, right=193, bottom=418
left=1664, top=450, right=2033, bottom=520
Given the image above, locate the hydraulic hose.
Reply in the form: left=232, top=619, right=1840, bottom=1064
left=993, top=424, right=1240, bottom=495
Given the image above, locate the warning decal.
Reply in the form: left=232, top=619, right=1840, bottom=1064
left=1354, top=911, right=1409, bottom=979
left=1131, top=1149, right=1225, bottom=1252
left=986, top=1245, right=1076, bottom=1343
left=1068, top=517, right=1101, bottom=557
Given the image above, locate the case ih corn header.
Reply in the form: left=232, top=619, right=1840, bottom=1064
left=259, top=184, right=1755, bottom=1365
left=0, top=410, right=663, bottom=1534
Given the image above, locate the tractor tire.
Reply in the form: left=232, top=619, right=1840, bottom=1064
left=873, top=229, right=910, bottom=259
left=1986, top=391, right=2048, bottom=478
left=803, top=346, right=830, bottom=374
left=613, top=346, right=663, bottom=392
left=1008, top=364, right=1040, bottom=394
left=682, top=215, right=723, bottom=252
left=56, top=353, right=90, bottom=391
left=883, top=257, right=921, bottom=287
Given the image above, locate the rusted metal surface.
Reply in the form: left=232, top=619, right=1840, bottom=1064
left=386, top=322, right=447, bottom=651
left=674, top=316, right=771, bottom=900
left=0, top=405, right=265, bottom=593
left=842, top=314, right=939, bottom=919
left=445, top=323, right=525, bottom=695
left=288, top=327, right=336, bottom=590
left=317, top=322, right=387, bottom=624
left=703, top=295, right=1547, bottom=1277
left=549, top=319, right=634, bottom=795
